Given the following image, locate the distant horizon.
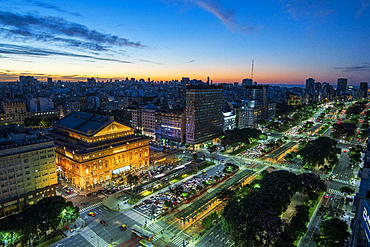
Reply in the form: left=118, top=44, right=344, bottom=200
left=0, top=78, right=364, bottom=87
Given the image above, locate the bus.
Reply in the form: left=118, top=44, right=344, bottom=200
left=132, top=224, right=154, bottom=241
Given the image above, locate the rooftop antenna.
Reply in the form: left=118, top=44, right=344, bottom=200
left=251, top=59, right=254, bottom=82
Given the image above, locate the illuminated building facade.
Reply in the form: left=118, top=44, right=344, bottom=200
left=0, top=126, right=57, bottom=217
left=156, top=110, right=186, bottom=144
left=51, top=112, right=149, bottom=189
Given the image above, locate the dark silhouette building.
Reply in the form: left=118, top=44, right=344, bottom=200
left=185, top=85, right=223, bottom=148
left=337, top=78, right=348, bottom=95
left=305, top=78, right=315, bottom=93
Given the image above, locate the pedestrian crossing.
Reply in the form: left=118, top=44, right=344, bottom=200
left=80, top=202, right=103, bottom=213
left=327, top=188, right=346, bottom=196
left=171, top=235, right=186, bottom=247
left=122, top=209, right=150, bottom=225
left=64, top=193, right=77, bottom=199
left=146, top=223, right=164, bottom=234
left=332, top=178, right=350, bottom=185
left=80, top=226, right=110, bottom=247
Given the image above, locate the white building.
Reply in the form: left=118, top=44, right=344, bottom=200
left=29, top=98, right=54, bottom=112
left=223, top=111, right=236, bottom=131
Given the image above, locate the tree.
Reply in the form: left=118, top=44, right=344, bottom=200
left=164, top=200, right=174, bottom=208
left=314, top=218, right=350, bottom=247
left=202, top=215, right=213, bottom=229
left=339, top=185, right=354, bottom=198
left=298, top=173, right=326, bottom=195
left=217, top=189, right=236, bottom=202
left=192, top=153, right=198, bottom=161
left=127, top=174, right=139, bottom=201
left=317, top=206, right=345, bottom=219
left=289, top=205, right=309, bottom=240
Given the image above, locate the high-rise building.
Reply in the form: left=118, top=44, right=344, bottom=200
left=0, top=125, right=58, bottom=217
left=337, top=78, right=348, bottom=94
left=315, top=82, right=321, bottom=91
left=243, top=84, right=269, bottom=118
left=185, top=85, right=223, bottom=148
left=360, top=82, right=368, bottom=98
left=51, top=112, right=149, bottom=189
left=47, top=78, right=52, bottom=84
left=305, top=78, right=315, bottom=92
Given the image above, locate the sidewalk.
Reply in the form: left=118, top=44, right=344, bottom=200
left=62, top=217, right=85, bottom=238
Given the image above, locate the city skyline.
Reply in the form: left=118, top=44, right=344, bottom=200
left=0, top=0, right=369, bottom=85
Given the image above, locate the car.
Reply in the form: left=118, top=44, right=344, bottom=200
left=65, top=190, right=71, bottom=194
left=88, top=212, right=96, bottom=217
left=340, top=197, right=344, bottom=203
left=85, top=193, right=92, bottom=197
left=326, top=177, right=332, bottom=181
left=323, top=193, right=329, bottom=199
left=80, top=202, right=87, bottom=206
left=100, top=220, right=108, bottom=226
left=121, top=224, right=127, bottom=230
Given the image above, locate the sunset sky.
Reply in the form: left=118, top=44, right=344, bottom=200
left=0, top=0, right=369, bottom=85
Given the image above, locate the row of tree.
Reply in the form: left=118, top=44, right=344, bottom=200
left=0, top=196, right=79, bottom=246
left=297, top=137, right=341, bottom=170
left=221, top=171, right=326, bottom=247
left=24, top=116, right=58, bottom=127
left=220, top=128, right=263, bottom=151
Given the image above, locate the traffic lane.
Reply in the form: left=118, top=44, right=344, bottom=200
left=50, top=232, right=94, bottom=247
left=88, top=208, right=141, bottom=245
left=196, top=223, right=232, bottom=247
left=70, top=194, right=102, bottom=208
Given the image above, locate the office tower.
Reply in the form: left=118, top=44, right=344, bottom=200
left=305, top=78, right=315, bottom=92
left=337, top=78, right=348, bottom=94
left=322, top=82, right=329, bottom=93
left=19, top=76, right=36, bottom=92
left=243, top=84, right=269, bottom=118
left=315, top=82, right=322, bottom=91
left=360, top=82, right=368, bottom=98
left=242, top=78, right=253, bottom=87
left=51, top=112, right=149, bottom=189
left=0, top=126, right=58, bottom=217
left=185, top=85, right=223, bottom=148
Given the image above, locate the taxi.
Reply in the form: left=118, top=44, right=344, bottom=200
left=121, top=224, right=127, bottom=230
left=88, top=212, right=96, bottom=217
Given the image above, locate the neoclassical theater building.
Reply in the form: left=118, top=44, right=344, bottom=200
left=51, top=112, right=149, bottom=189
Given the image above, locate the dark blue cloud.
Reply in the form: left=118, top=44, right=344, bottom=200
left=333, top=64, right=370, bottom=73
left=0, top=43, right=131, bottom=63
left=0, top=10, right=145, bottom=49
left=30, top=1, right=81, bottom=17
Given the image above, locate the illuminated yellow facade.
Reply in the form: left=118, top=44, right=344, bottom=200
left=52, top=112, right=149, bottom=189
